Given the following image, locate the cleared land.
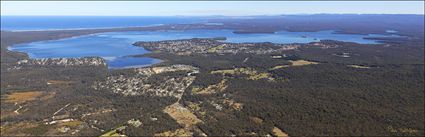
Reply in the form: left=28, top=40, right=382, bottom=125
left=211, top=68, right=274, bottom=81
left=163, top=103, right=202, bottom=128
left=192, top=79, right=228, bottom=95
left=47, top=80, right=73, bottom=85
left=347, top=65, right=371, bottom=69
left=161, top=103, right=203, bottom=136
left=271, top=60, right=319, bottom=70
left=4, top=91, right=43, bottom=104
left=273, top=127, right=289, bottom=137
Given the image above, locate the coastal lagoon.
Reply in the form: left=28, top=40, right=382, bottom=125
left=9, top=29, right=399, bottom=68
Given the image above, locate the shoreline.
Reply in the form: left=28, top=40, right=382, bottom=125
left=1, top=24, right=166, bottom=32
left=1, top=23, right=408, bottom=70
left=3, top=24, right=179, bottom=69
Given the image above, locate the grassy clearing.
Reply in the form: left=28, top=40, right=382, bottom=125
left=47, top=80, right=73, bottom=85
left=270, top=60, right=319, bottom=70
left=387, top=126, right=419, bottom=134
left=4, top=91, right=43, bottom=103
left=347, top=65, right=371, bottom=69
left=163, top=103, right=202, bottom=128
left=270, top=65, right=286, bottom=70
left=1, top=122, right=40, bottom=136
left=211, top=68, right=274, bottom=81
left=192, top=79, right=228, bottom=95
left=40, top=92, right=56, bottom=101
left=161, top=103, right=202, bottom=136
left=100, top=129, right=120, bottom=137
left=273, top=127, right=289, bottom=137
left=289, top=60, right=319, bottom=66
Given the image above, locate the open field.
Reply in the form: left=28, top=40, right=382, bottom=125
left=3, top=91, right=43, bottom=104
left=163, top=103, right=202, bottom=128
left=273, top=127, right=289, bottom=137
left=47, top=80, right=73, bottom=85
left=289, top=60, right=319, bottom=66
left=192, top=79, right=227, bottom=95
left=211, top=68, right=275, bottom=81
left=347, top=65, right=371, bottom=69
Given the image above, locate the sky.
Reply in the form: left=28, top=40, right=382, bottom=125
left=1, top=1, right=424, bottom=16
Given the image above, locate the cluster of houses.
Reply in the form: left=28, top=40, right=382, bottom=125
left=135, top=38, right=300, bottom=55
left=93, top=65, right=199, bottom=98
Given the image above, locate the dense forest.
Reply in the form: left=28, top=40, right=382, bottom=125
left=140, top=40, right=424, bottom=136
left=209, top=14, right=425, bottom=38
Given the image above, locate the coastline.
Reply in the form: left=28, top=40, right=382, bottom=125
left=1, top=24, right=166, bottom=32
left=3, top=23, right=218, bottom=69
left=1, top=22, right=414, bottom=70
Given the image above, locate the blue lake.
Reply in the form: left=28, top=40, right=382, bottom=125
left=9, top=29, right=398, bottom=69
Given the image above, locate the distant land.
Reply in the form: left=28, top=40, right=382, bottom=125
left=1, top=14, right=424, bottom=37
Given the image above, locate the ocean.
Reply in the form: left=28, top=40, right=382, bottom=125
left=1, top=16, right=205, bottom=31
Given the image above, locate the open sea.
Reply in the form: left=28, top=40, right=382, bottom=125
left=1, top=16, right=205, bottom=31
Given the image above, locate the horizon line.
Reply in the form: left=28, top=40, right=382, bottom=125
left=1, top=13, right=424, bottom=17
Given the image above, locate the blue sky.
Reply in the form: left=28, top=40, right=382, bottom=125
left=1, top=1, right=424, bottom=16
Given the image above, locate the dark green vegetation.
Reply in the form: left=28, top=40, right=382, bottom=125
left=139, top=40, right=424, bottom=136
left=210, top=14, right=425, bottom=38
left=1, top=15, right=424, bottom=136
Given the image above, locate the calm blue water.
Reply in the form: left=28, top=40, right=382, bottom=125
left=9, top=29, right=396, bottom=69
left=98, top=29, right=388, bottom=44
left=1, top=16, right=205, bottom=31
